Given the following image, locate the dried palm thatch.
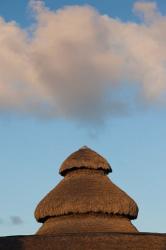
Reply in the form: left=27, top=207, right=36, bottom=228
left=59, top=146, right=112, bottom=176
left=35, top=169, right=138, bottom=223
left=36, top=214, right=138, bottom=235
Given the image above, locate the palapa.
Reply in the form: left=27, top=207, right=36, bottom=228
left=35, top=146, right=139, bottom=234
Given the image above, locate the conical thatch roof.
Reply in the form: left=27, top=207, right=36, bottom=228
left=59, top=146, right=112, bottom=176
left=35, top=147, right=139, bottom=234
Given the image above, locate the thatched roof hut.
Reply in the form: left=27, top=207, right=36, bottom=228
left=35, top=146, right=138, bottom=235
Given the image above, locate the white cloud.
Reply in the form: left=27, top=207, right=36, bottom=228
left=0, top=1, right=165, bottom=123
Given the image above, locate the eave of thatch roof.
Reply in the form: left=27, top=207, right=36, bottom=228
left=59, top=147, right=112, bottom=176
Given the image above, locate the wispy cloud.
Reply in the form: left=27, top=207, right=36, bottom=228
left=0, top=1, right=165, bottom=123
left=10, top=216, right=23, bottom=225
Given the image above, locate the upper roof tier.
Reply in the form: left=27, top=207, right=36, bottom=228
left=59, top=146, right=112, bottom=176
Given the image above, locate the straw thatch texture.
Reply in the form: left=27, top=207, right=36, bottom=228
left=1, top=233, right=166, bottom=250
left=36, top=214, right=138, bottom=235
left=35, top=170, right=138, bottom=223
left=59, top=147, right=112, bottom=176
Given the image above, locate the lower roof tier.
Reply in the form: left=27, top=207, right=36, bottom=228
left=1, top=233, right=166, bottom=250
left=36, top=213, right=138, bottom=235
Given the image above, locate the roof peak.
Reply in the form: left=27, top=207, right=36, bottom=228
left=59, top=147, right=112, bottom=176
left=80, top=145, right=89, bottom=149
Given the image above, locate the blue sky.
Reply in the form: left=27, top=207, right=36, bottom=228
left=0, top=0, right=166, bottom=236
